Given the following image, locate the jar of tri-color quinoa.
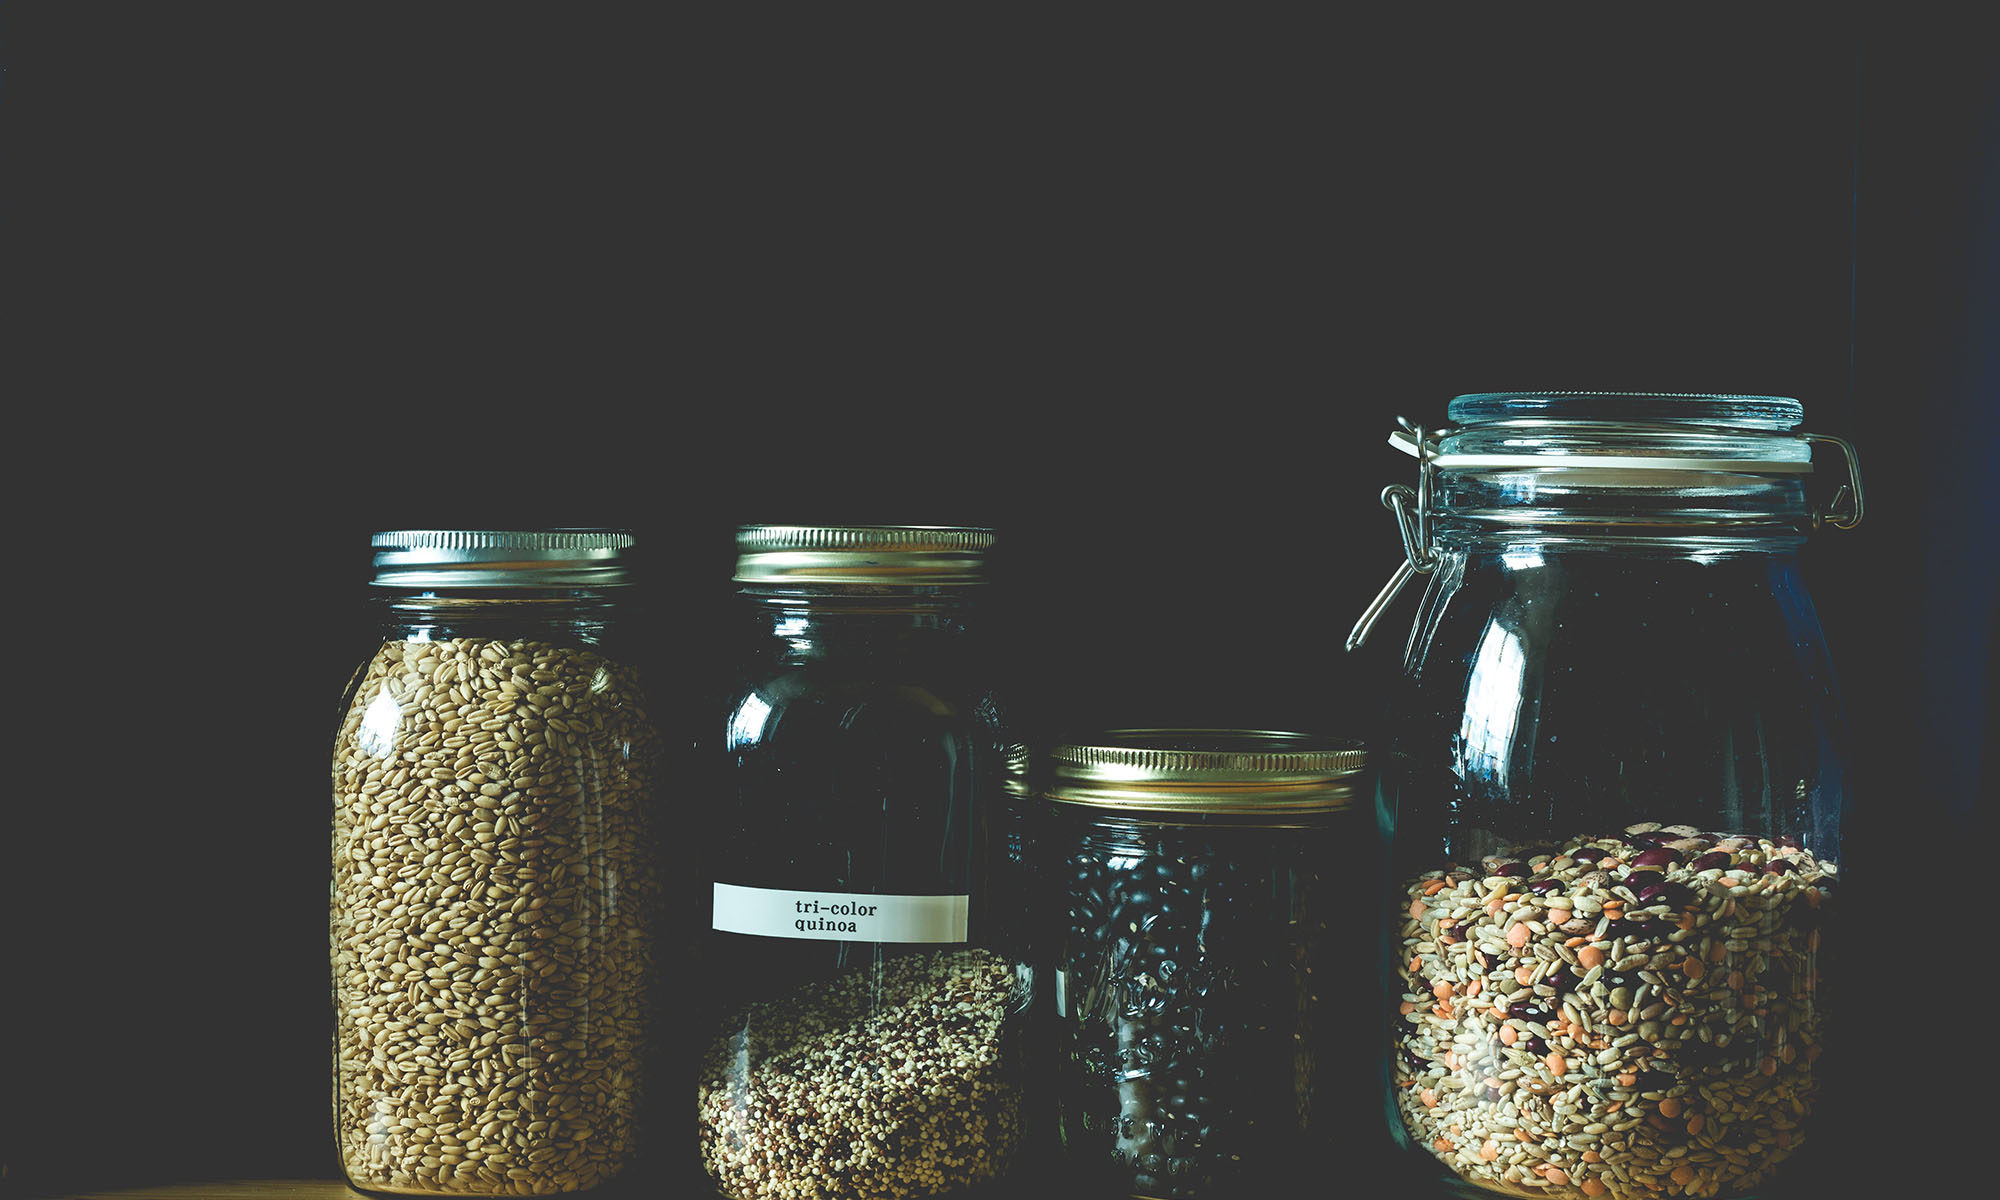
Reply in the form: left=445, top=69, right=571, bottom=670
left=694, top=525, right=1030, bottom=1200
left=1349, top=394, right=1864, bottom=1200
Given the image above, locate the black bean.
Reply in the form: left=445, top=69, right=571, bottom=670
left=1058, top=821, right=1334, bottom=1198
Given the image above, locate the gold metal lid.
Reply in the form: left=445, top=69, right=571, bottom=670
left=733, top=524, right=995, bottom=584
left=1045, top=729, right=1369, bottom=814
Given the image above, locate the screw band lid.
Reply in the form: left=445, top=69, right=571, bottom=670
left=734, top=524, right=995, bottom=584
left=1046, top=729, right=1368, bottom=814
left=370, top=529, right=634, bottom=588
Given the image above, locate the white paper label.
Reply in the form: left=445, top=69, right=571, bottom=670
left=711, top=882, right=969, bottom=943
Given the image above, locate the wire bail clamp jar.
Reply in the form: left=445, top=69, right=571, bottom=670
left=1353, top=393, right=1865, bottom=1200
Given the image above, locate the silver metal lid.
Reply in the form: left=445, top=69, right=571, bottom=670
left=734, top=524, right=995, bottom=584
left=369, top=529, right=635, bottom=588
left=1045, top=729, right=1369, bottom=815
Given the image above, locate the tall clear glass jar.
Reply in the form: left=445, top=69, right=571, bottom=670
left=1045, top=730, right=1373, bottom=1199
left=329, top=530, right=662, bottom=1196
left=696, top=525, right=1027, bottom=1200
left=1351, top=394, right=1864, bottom=1200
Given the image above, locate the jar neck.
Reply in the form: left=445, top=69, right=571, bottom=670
left=737, top=583, right=983, bottom=660
left=1432, top=467, right=1813, bottom=551
left=1053, top=804, right=1339, bottom=837
left=1435, top=527, right=1809, bottom=558
left=371, top=586, right=630, bottom=650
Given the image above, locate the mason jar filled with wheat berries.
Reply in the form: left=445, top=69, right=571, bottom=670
left=1348, top=393, right=1864, bottom=1200
left=330, top=529, right=662, bottom=1197
left=695, top=525, right=1029, bottom=1200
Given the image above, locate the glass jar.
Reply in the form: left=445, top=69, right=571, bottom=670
left=696, top=525, right=1028, bottom=1200
left=1351, top=393, right=1864, bottom=1200
left=329, top=529, right=662, bottom=1196
left=1045, top=729, right=1373, bottom=1199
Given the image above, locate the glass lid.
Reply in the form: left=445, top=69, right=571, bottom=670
left=1446, top=392, right=1805, bottom=431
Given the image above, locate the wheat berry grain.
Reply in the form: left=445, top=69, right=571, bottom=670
left=332, top=636, right=659, bottom=1196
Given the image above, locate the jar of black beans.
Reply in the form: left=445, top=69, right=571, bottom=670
left=1042, top=730, right=1374, bottom=1198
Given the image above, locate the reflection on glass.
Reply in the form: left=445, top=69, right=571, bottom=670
left=1457, top=621, right=1525, bottom=788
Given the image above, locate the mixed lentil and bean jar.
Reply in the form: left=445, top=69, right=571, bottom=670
left=330, top=530, right=662, bottom=1197
left=696, top=526, right=1029, bottom=1200
left=1044, top=730, right=1374, bottom=1199
left=1352, top=394, right=1864, bottom=1199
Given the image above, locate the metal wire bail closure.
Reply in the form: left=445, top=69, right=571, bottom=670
left=1342, top=406, right=1865, bottom=653
left=1345, top=419, right=1445, bottom=653
left=1806, top=433, right=1865, bottom=530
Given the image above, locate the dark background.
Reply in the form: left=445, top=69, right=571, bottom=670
left=5, top=6, right=1993, bottom=1198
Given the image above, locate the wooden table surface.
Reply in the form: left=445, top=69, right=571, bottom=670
left=7, top=1164, right=1866, bottom=1200
left=10, top=1172, right=704, bottom=1200
left=15, top=1181, right=682, bottom=1200
left=18, top=1185, right=362, bottom=1200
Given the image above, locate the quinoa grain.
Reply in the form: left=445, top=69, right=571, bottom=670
left=697, top=949, right=1022, bottom=1200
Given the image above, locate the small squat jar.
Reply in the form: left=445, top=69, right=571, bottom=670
left=1353, top=394, right=1864, bottom=1200
left=330, top=530, right=661, bottom=1196
left=696, top=525, right=1027, bottom=1200
left=1046, top=730, right=1372, bottom=1199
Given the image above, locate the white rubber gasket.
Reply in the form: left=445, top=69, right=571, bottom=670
left=1429, top=453, right=1812, bottom=473
left=1388, top=431, right=1814, bottom=474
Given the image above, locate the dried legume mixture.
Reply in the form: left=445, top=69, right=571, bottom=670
left=1393, top=822, right=1831, bottom=1199
left=698, top=948, right=1023, bottom=1200
left=332, top=637, right=659, bottom=1195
